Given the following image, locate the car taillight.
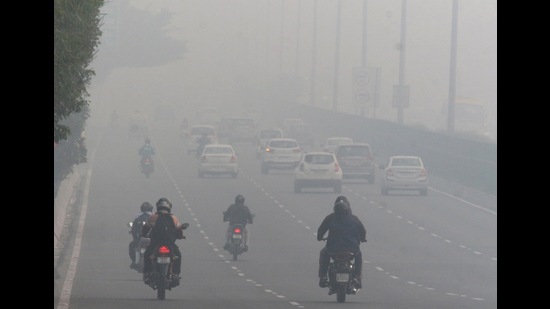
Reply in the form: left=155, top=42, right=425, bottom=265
left=419, top=168, right=427, bottom=176
left=365, top=155, right=373, bottom=160
left=233, top=227, right=242, bottom=234
left=293, top=148, right=302, bottom=153
left=201, top=156, right=207, bottom=162
left=230, top=155, right=237, bottom=162
left=159, top=246, right=170, bottom=254
left=386, top=169, right=394, bottom=176
left=334, top=162, right=340, bottom=172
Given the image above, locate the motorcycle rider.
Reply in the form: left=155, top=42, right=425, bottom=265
left=128, top=202, right=154, bottom=270
left=141, top=197, right=188, bottom=285
left=223, top=194, right=253, bottom=251
left=317, top=195, right=366, bottom=289
left=138, top=138, right=155, bottom=171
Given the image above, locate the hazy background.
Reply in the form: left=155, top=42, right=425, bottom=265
left=89, top=0, right=496, bottom=140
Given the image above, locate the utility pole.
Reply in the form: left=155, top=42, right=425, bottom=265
left=447, top=0, right=458, bottom=133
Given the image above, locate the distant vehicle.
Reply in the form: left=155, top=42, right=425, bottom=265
left=255, top=128, right=284, bottom=158
left=380, top=155, right=428, bottom=196
left=293, top=151, right=342, bottom=193
left=335, top=143, right=376, bottom=183
left=261, top=138, right=303, bottom=174
left=282, top=118, right=305, bottom=133
left=198, top=144, right=239, bottom=178
left=217, top=117, right=257, bottom=144
left=186, top=125, right=217, bottom=155
left=285, top=124, right=315, bottom=148
left=322, top=137, right=354, bottom=153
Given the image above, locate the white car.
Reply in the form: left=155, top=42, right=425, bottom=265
left=261, top=138, right=303, bottom=174
left=380, top=155, right=428, bottom=196
left=294, top=152, right=342, bottom=193
left=322, top=137, right=354, bottom=153
left=186, top=125, right=218, bottom=155
left=198, top=144, right=238, bottom=178
left=255, top=128, right=284, bottom=158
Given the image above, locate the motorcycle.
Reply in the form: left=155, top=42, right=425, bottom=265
left=127, top=221, right=151, bottom=273
left=226, top=223, right=247, bottom=261
left=140, top=157, right=154, bottom=177
left=326, top=251, right=359, bottom=303
left=144, top=222, right=189, bottom=300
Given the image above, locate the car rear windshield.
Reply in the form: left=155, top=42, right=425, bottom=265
left=260, top=130, right=282, bottom=138
left=192, top=127, right=215, bottom=135
left=270, top=140, right=298, bottom=148
left=305, top=154, right=334, bottom=164
left=337, top=145, right=371, bottom=156
left=392, top=158, right=422, bottom=167
left=205, top=147, right=233, bottom=154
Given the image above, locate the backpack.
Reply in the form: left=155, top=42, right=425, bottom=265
left=150, top=213, right=177, bottom=245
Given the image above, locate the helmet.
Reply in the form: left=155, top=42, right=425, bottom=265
left=334, top=196, right=351, bottom=215
left=156, top=197, right=172, bottom=212
left=235, top=194, right=245, bottom=204
left=145, top=138, right=151, bottom=144
left=140, top=202, right=153, bottom=212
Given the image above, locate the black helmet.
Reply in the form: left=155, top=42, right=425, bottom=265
left=156, top=197, right=172, bottom=212
left=235, top=194, right=245, bottom=204
left=334, top=195, right=351, bottom=215
left=140, top=202, right=153, bottom=212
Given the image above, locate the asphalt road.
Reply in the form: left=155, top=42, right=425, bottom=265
left=54, top=120, right=497, bottom=309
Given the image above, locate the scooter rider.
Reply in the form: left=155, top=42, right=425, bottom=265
left=129, top=202, right=154, bottom=270
left=223, top=194, right=253, bottom=251
left=317, top=196, right=366, bottom=289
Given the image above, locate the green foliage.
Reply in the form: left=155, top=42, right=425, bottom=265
left=54, top=0, right=104, bottom=193
left=54, top=0, right=104, bottom=143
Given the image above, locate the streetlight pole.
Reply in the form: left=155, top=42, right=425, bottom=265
left=310, top=0, right=318, bottom=106
left=447, top=0, right=458, bottom=133
left=332, top=0, right=342, bottom=111
left=397, top=0, right=407, bottom=125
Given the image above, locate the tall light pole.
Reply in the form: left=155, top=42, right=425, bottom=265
left=310, top=0, right=318, bottom=106
left=295, top=0, right=301, bottom=75
left=396, top=0, right=407, bottom=125
left=279, top=0, right=285, bottom=76
left=332, top=0, right=342, bottom=111
left=447, top=0, right=458, bottom=133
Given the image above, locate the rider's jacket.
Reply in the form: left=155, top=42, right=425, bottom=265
left=317, top=212, right=366, bottom=253
left=224, top=203, right=253, bottom=226
left=139, top=144, right=155, bottom=158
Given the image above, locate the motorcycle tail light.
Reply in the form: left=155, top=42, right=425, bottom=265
left=159, top=245, right=170, bottom=254
left=233, top=227, right=242, bottom=234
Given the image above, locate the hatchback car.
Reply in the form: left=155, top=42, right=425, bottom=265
left=293, top=152, right=343, bottom=193
left=255, top=128, right=284, bottom=157
left=261, top=138, right=303, bottom=174
left=322, top=137, right=354, bottom=153
left=198, top=144, right=238, bottom=178
left=380, top=156, right=428, bottom=196
left=335, top=143, right=376, bottom=183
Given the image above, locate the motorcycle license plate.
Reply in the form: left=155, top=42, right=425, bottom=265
left=157, top=256, right=171, bottom=264
left=336, top=273, right=350, bottom=282
left=232, top=234, right=242, bottom=239
left=140, top=248, right=146, bottom=254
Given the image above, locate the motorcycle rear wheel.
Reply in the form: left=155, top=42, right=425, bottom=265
left=336, top=285, right=346, bottom=303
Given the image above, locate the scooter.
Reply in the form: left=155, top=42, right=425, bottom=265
left=141, top=157, right=154, bottom=177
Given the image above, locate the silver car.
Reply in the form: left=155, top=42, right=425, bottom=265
left=261, top=138, right=303, bottom=174
left=198, top=144, right=238, bottom=178
left=380, top=156, right=428, bottom=196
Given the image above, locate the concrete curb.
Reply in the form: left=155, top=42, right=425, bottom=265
left=54, top=169, right=82, bottom=250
